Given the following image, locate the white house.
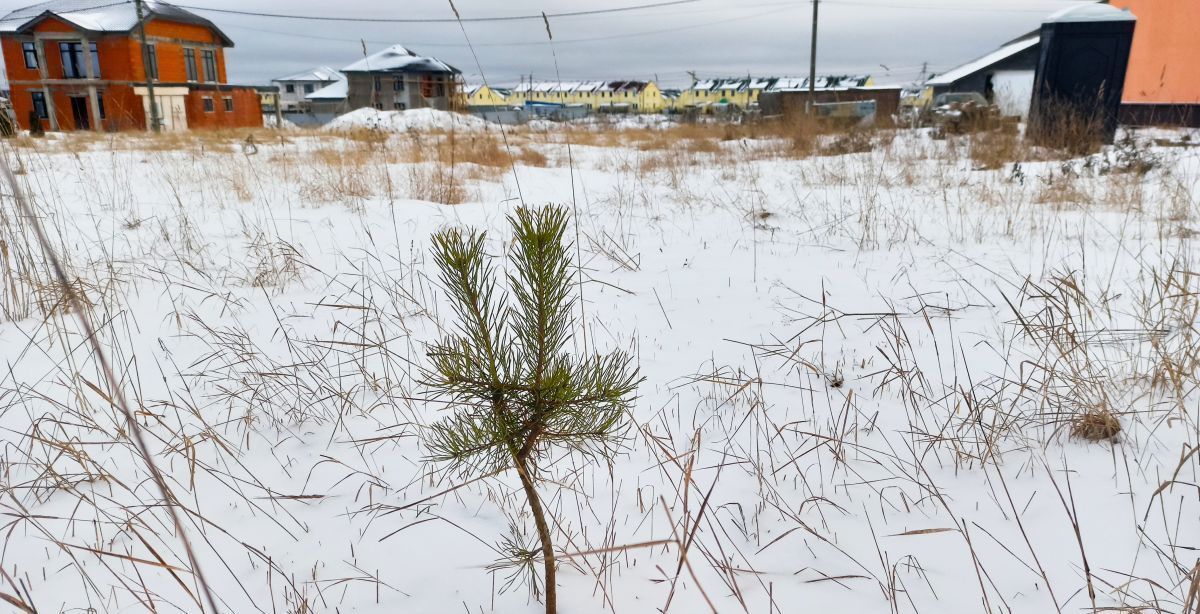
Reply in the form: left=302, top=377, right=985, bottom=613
left=271, top=66, right=343, bottom=112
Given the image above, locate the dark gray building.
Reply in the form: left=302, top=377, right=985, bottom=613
left=339, top=45, right=461, bottom=112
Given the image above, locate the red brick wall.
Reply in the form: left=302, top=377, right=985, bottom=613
left=185, top=88, right=264, bottom=129
left=0, top=14, right=244, bottom=131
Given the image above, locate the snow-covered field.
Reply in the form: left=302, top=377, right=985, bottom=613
left=1, top=115, right=1199, bottom=613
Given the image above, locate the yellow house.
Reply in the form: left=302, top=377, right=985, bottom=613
left=465, top=84, right=510, bottom=107
left=505, top=80, right=666, bottom=113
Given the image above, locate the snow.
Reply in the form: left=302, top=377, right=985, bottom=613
left=2, top=124, right=1199, bottom=614
left=274, top=66, right=343, bottom=84
left=324, top=107, right=488, bottom=132
left=341, top=44, right=457, bottom=74
left=1048, top=3, right=1136, bottom=22
left=306, top=78, right=348, bottom=100
left=927, top=35, right=1039, bottom=87
left=0, top=0, right=227, bottom=41
left=261, top=113, right=298, bottom=129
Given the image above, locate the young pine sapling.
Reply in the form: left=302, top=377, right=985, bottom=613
left=423, top=205, right=640, bottom=614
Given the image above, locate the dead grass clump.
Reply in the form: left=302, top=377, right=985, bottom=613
left=406, top=165, right=474, bottom=204
left=32, top=276, right=99, bottom=317
left=516, top=146, right=549, bottom=167
left=970, top=131, right=1025, bottom=170
left=340, top=128, right=391, bottom=147
left=1035, top=167, right=1089, bottom=207
left=1031, top=99, right=1106, bottom=158
left=299, top=146, right=377, bottom=203
left=244, top=236, right=307, bottom=290
left=436, top=132, right=512, bottom=168
left=1070, top=409, right=1121, bottom=442
left=818, top=129, right=874, bottom=157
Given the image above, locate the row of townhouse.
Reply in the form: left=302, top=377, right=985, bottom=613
left=506, top=81, right=668, bottom=113
left=465, top=75, right=875, bottom=114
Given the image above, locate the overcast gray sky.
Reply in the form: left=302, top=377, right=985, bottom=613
left=3, top=0, right=1090, bottom=87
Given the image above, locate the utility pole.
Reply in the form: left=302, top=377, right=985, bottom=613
left=808, top=0, right=819, bottom=107
left=135, top=0, right=161, bottom=132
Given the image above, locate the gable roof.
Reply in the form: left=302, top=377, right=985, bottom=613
left=341, top=44, right=459, bottom=75
left=927, top=34, right=1039, bottom=86
left=307, top=78, right=348, bottom=101
left=0, top=0, right=234, bottom=46
left=274, top=66, right=343, bottom=84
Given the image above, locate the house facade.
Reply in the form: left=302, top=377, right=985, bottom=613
left=271, top=65, right=342, bottom=112
left=338, top=44, right=461, bottom=112
left=0, top=0, right=262, bottom=131
left=464, top=84, right=510, bottom=109
left=506, top=80, right=666, bottom=113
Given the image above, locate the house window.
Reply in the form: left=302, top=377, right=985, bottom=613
left=97, top=93, right=106, bottom=119
left=285, top=84, right=295, bottom=93
left=184, top=48, right=198, bottom=81
left=201, top=49, right=218, bottom=82
left=303, top=83, right=314, bottom=94
left=22, top=42, right=38, bottom=69
left=145, top=43, right=158, bottom=80
left=58, top=41, right=99, bottom=78
left=373, top=77, right=382, bottom=92
left=373, top=102, right=383, bottom=110
left=30, top=91, right=48, bottom=119
left=393, top=102, right=406, bottom=110
left=393, top=78, right=404, bottom=91
left=224, top=97, right=234, bottom=112
left=202, top=97, right=214, bottom=112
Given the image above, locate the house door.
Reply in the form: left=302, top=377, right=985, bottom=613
left=69, top=96, right=90, bottom=130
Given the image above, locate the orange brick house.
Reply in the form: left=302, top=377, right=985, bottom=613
left=0, top=0, right=263, bottom=131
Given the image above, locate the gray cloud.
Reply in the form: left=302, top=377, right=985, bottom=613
left=4, top=0, right=1091, bottom=87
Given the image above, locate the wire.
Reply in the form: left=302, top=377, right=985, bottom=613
left=221, top=4, right=802, bottom=50
left=175, top=0, right=699, bottom=23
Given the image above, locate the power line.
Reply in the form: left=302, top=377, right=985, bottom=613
left=175, top=0, right=700, bottom=23
left=220, top=4, right=801, bottom=49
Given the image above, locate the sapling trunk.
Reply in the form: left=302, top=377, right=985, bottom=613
left=514, top=455, right=556, bottom=614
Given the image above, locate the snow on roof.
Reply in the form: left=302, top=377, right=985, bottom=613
left=274, top=66, right=343, bottom=84
left=0, top=0, right=233, bottom=45
left=688, top=76, right=872, bottom=93
left=1047, top=3, right=1135, bottom=23
left=306, top=79, right=348, bottom=100
left=926, top=35, right=1039, bottom=86
left=465, top=84, right=510, bottom=96
left=341, top=44, right=459, bottom=75
left=510, top=80, right=613, bottom=93
left=770, top=77, right=806, bottom=91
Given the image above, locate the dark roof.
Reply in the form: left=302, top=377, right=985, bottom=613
left=0, top=0, right=235, bottom=47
